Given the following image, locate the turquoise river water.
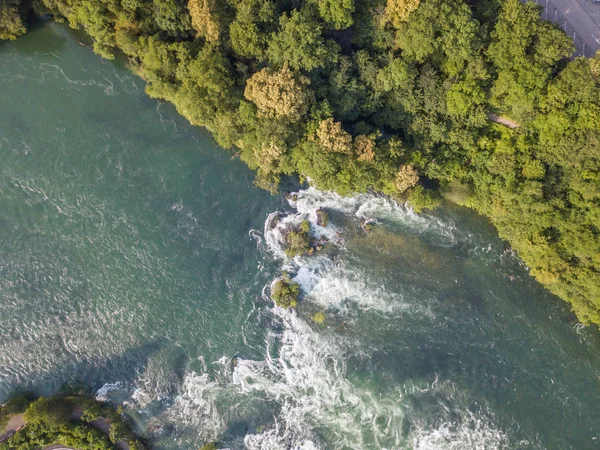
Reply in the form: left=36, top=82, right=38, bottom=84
left=1, top=22, right=600, bottom=450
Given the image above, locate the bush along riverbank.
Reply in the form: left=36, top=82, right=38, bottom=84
left=0, top=392, right=145, bottom=450
left=1, top=0, right=600, bottom=324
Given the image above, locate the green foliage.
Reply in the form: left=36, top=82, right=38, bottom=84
left=0, top=393, right=140, bottom=450
left=0, top=0, right=26, bottom=40
left=311, top=311, right=326, bottom=323
left=267, top=9, right=337, bottom=71
left=407, top=185, right=441, bottom=212
left=312, top=0, right=354, bottom=30
left=24, top=397, right=74, bottom=427
left=200, top=443, right=218, bottom=450
left=229, top=0, right=276, bottom=60
left=109, top=420, right=134, bottom=444
left=80, top=402, right=104, bottom=422
left=271, top=275, right=301, bottom=308
left=285, top=220, right=313, bottom=257
left=0, top=421, right=115, bottom=450
left=487, top=0, right=573, bottom=121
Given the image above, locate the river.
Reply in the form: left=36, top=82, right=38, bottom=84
left=1, top=22, right=600, bottom=450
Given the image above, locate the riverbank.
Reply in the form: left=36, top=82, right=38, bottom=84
left=1, top=0, right=597, bottom=325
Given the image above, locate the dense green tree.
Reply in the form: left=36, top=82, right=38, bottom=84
left=267, top=9, right=338, bottom=71
left=152, top=0, right=194, bottom=37
left=271, top=275, right=301, bottom=308
left=24, top=397, right=74, bottom=427
left=312, top=0, right=354, bottom=30
left=229, top=0, right=276, bottom=60
left=487, top=0, right=573, bottom=121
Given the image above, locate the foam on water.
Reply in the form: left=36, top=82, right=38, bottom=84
left=235, top=308, right=406, bottom=449
left=96, top=382, right=126, bottom=402
left=410, top=411, right=510, bottom=450
left=216, top=188, right=497, bottom=448
left=4, top=178, right=511, bottom=449
left=290, top=187, right=459, bottom=247
left=294, top=260, right=407, bottom=314
left=263, top=188, right=455, bottom=315
left=167, top=372, right=228, bottom=441
left=84, top=189, right=511, bottom=450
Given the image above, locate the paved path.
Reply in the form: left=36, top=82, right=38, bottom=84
left=0, top=414, right=25, bottom=442
left=72, top=409, right=130, bottom=450
left=488, top=113, right=520, bottom=128
left=528, top=0, right=600, bottom=57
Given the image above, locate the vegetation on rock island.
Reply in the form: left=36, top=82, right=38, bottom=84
left=2, top=0, right=600, bottom=325
left=0, top=393, right=144, bottom=450
left=285, top=220, right=313, bottom=257
left=271, top=275, right=301, bottom=308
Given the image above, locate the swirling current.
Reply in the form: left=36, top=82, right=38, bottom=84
left=1, top=22, right=600, bottom=450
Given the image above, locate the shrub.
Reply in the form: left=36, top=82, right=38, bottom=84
left=271, top=276, right=301, bottom=308
left=311, top=311, right=326, bottom=323
left=81, top=402, right=104, bottom=422
left=441, top=181, right=472, bottom=206
left=285, top=220, right=313, bottom=257
left=407, top=185, right=441, bottom=212
left=0, top=1, right=26, bottom=40
left=25, top=397, right=74, bottom=427
left=200, top=443, right=218, bottom=450
left=109, top=420, right=133, bottom=444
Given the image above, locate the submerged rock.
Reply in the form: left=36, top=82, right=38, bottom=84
left=316, top=208, right=329, bottom=227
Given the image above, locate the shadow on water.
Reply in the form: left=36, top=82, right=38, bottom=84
left=0, top=19, right=67, bottom=54
left=1, top=339, right=170, bottom=401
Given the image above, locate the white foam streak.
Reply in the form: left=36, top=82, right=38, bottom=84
left=167, top=372, right=227, bottom=440
left=235, top=309, right=405, bottom=449
left=292, top=187, right=458, bottom=247
left=95, top=382, right=126, bottom=402
left=294, top=260, right=406, bottom=314
left=411, top=410, right=510, bottom=450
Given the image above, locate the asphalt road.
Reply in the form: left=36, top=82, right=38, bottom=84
left=532, top=0, right=600, bottom=57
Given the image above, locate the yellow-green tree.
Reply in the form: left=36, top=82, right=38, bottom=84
left=244, top=65, right=313, bottom=121
left=316, top=118, right=353, bottom=154
left=188, top=0, right=221, bottom=41
left=384, top=0, right=420, bottom=27
left=354, top=134, right=376, bottom=162
left=394, top=165, right=419, bottom=193
left=590, top=51, right=600, bottom=81
left=0, top=0, right=26, bottom=40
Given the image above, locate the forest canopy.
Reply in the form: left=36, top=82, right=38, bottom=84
left=2, top=0, right=600, bottom=325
